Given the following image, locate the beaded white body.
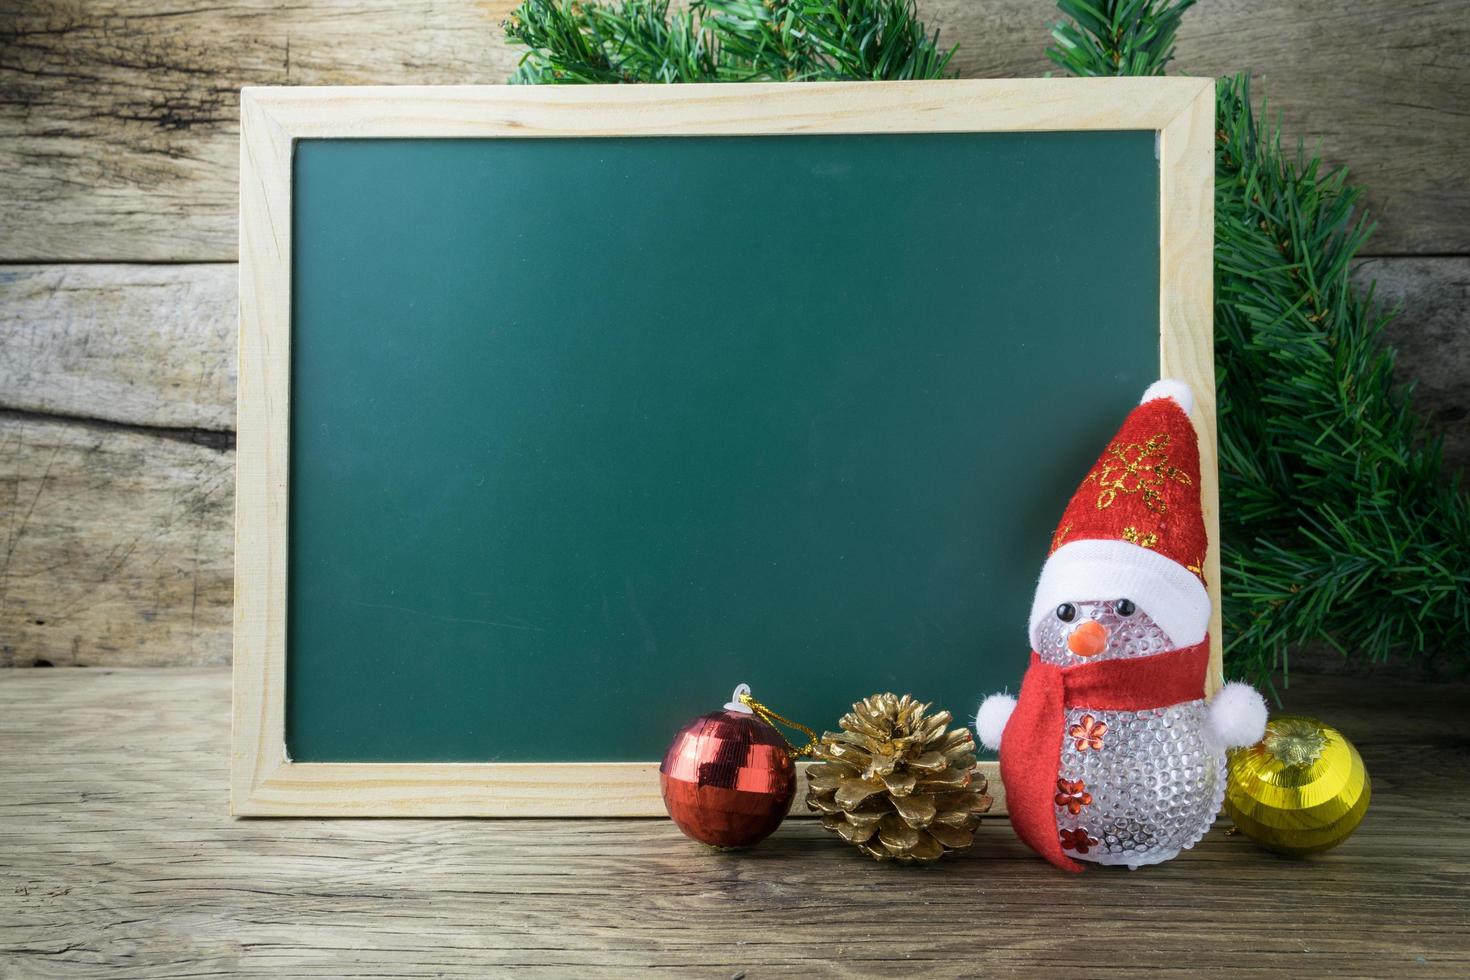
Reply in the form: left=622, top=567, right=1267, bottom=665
left=1033, top=598, right=1225, bottom=870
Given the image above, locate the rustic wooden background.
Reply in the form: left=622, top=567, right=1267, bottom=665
left=1, top=0, right=1467, bottom=669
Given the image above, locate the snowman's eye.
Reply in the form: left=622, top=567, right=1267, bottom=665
left=1056, top=603, right=1077, bottom=623
left=1116, top=599, right=1136, bottom=617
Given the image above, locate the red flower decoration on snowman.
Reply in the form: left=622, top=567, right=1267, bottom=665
left=1068, top=715, right=1107, bottom=752
left=1054, top=779, right=1093, bottom=815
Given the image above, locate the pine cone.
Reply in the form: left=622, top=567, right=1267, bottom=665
left=806, top=693, right=992, bottom=863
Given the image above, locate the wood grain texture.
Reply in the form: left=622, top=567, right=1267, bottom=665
left=0, top=264, right=236, bottom=431
left=1357, top=258, right=1470, bottom=475
left=241, top=76, right=1212, bottom=136
left=1157, top=82, right=1220, bottom=689
left=0, top=413, right=232, bottom=668
left=1175, top=0, right=1470, bottom=258
left=3, top=667, right=1468, bottom=976
left=1, top=0, right=1466, bottom=260
left=236, top=758, right=1004, bottom=820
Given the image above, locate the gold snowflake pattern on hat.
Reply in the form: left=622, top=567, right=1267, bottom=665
left=1084, top=433, right=1192, bottom=514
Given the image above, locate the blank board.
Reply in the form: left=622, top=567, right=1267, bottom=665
left=233, top=80, right=1217, bottom=815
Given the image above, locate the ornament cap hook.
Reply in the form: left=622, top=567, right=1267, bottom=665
left=725, top=683, right=753, bottom=713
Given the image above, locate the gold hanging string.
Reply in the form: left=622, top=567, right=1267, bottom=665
left=739, top=690, right=820, bottom=759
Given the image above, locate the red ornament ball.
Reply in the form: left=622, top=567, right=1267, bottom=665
left=659, top=691, right=796, bottom=849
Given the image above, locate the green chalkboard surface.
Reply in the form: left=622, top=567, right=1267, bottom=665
left=287, top=131, right=1159, bottom=763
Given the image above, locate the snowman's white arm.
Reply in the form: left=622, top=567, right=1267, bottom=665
left=1207, top=681, right=1268, bottom=749
left=974, top=692, right=1017, bottom=751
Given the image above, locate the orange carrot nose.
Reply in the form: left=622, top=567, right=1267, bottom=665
left=1067, top=620, right=1108, bottom=657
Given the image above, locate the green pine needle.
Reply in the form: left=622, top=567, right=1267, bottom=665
left=505, top=0, right=716, bottom=83
left=503, top=0, right=956, bottom=83
left=1047, top=0, right=1195, bottom=77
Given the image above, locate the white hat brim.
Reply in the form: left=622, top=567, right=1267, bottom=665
left=1029, top=539, right=1210, bottom=650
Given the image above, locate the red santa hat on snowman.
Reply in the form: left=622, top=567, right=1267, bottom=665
left=1027, top=377, right=1212, bottom=653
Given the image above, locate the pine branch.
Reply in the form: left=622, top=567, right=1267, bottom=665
left=503, top=0, right=955, bottom=83
left=1047, top=0, right=1195, bottom=77
left=728, top=0, right=957, bottom=80
left=1212, top=76, right=1470, bottom=685
left=505, top=0, right=716, bottom=83
left=1048, top=1, right=1470, bottom=684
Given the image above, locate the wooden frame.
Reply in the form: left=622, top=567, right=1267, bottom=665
left=233, top=79, right=1216, bottom=817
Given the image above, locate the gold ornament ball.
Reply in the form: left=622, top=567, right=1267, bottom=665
left=1224, top=715, right=1370, bottom=856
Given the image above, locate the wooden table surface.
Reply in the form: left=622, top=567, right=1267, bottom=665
left=2, top=668, right=1467, bottom=977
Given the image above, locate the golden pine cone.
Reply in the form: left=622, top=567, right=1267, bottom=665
left=805, top=693, right=992, bottom=863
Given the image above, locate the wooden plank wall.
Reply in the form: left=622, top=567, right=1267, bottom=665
left=2, top=0, right=1467, bottom=668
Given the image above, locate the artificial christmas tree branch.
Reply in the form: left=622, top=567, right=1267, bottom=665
left=505, top=0, right=714, bottom=83
left=1047, top=0, right=1195, bottom=78
left=504, top=0, right=1470, bottom=684
left=503, top=0, right=955, bottom=83
left=1048, top=0, right=1470, bottom=687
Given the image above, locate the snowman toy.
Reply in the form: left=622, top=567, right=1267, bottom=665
left=976, top=380, right=1267, bottom=872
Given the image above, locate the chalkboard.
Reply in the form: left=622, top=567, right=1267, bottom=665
left=233, top=81, right=1217, bottom=816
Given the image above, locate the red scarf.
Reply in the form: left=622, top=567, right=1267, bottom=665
left=998, top=640, right=1211, bottom=872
